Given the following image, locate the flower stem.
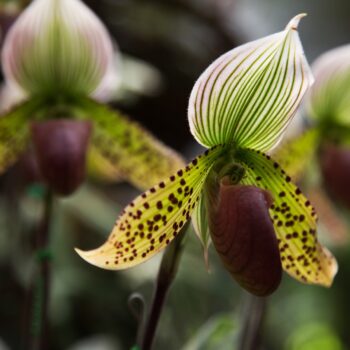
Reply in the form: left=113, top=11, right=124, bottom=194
left=30, top=190, right=54, bottom=350
left=237, top=293, right=267, bottom=350
left=139, top=224, right=188, bottom=350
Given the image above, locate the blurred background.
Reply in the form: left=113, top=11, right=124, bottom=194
left=0, top=0, right=350, bottom=349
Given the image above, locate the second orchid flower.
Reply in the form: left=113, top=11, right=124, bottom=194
left=0, top=0, right=184, bottom=195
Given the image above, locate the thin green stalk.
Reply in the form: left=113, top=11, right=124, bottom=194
left=237, top=293, right=267, bottom=350
left=139, top=224, right=188, bottom=350
left=30, top=190, right=54, bottom=350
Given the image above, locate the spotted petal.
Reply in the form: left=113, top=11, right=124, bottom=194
left=2, top=0, right=114, bottom=97
left=0, top=98, right=43, bottom=174
left=236, top=148, right=337, bottom=286
left=74, top=98, right=185, bottom=190
left=188, top=14, right=313, bottom=151
left=75, top=146, right=223, bottom=269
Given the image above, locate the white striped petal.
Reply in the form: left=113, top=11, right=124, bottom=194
left=188, top=14, right=313, bottom=151
left=308, top=44, right=350, bottom=126
left=2, top=0, right=114, bottom=97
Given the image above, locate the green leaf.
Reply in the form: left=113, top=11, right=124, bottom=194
left=73, top=97, right=185, bottom=191
left=0, top=98, right=42, bottom=174
left=75, top=146, right=223, bottom=270
left=188, top=14, right=313, bottom=151
left=286, top=323, right=343, bottom=350
left=271, top=128, right=319, bottom=181
left=236, top=148, right=337, bottom=287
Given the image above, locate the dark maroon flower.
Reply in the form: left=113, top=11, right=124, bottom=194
left=31, top=119, right=92, bottom=196
left=209, top=180, right=282, bottom=296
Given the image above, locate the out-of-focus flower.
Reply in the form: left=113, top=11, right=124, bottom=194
left=273, top=44, right=350, bottom=245
left=0, top=0, right=184, bottom=195
left=2, top=0, right=114, bottom=97
left=309, top=45, right=350, bottom=129
left=31, top=119, right=92, bottom=195
left=77, top=15, right=337, bottom=296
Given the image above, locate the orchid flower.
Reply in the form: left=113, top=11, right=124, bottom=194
left=0, top=0, right=184, bottom=194
left=77, top=15, right=337, bottom=294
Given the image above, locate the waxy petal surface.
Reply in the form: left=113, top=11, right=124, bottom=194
left=188, top=14, right=313, bottom=151
left=76, top=146, right=223, bottom=269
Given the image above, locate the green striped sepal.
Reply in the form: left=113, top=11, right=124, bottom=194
left=188, top=14, right=313, bottom=152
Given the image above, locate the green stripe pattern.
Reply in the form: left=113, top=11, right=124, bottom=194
left=188, top=15, right=313, bottom=152
left=2, top=0, right=113, bottom=97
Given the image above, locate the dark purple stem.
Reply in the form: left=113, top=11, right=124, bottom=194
left=29, top=190, right=54, bottom=350
left=139, top=224, right=188, bottom=350
left=238, top=293, right=267, bottom=350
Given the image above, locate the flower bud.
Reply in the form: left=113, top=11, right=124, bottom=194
left=2, top=0, right=114, bottom=97
left=209, top=181, right=282, bottom=296
left=320, top=143, right=350, bottom=209
left=31, top=119, right=92, bottom=196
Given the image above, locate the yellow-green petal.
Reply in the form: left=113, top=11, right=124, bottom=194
left=75, top=146, right=223, bottom=270
left=87, top=146, right=123, bottom=183
left=0, top=98, right=42, bottom=174
left=73, top=97, right=185, bottom=191
left=236, top=148, right=337, bottom=287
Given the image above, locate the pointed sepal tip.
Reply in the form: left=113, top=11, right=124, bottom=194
left=286, top=13, right=307, bottom=31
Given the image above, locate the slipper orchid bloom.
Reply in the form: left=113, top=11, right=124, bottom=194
left=0, top=0, right=183, bottom=194
left=77, top=15, right=337, bottom=295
